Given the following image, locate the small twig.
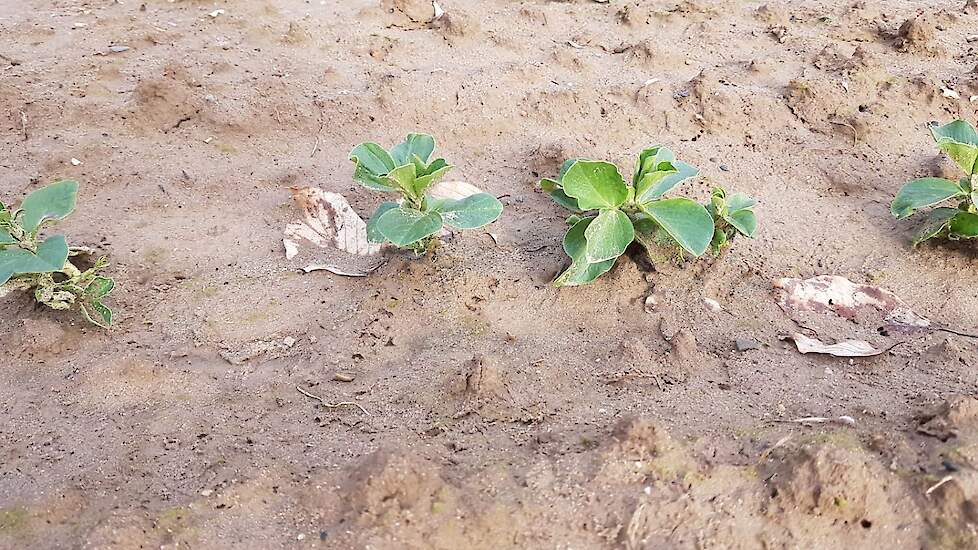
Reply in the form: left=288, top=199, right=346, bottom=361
left=759, top=434, right=793, bottom=461
left=296, top=385, right=369, bottom=415
left=309, top=103, right=327, bottom=157
left=926, top=475, right=953, bottom=497
left=829, top=118, right=858, bottom=147
left=19, top=110, right=27, bottom=141
left=776, top=415, right=856, bottom=426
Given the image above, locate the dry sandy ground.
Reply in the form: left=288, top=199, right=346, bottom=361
left=3, top=0, right=978, bottom=548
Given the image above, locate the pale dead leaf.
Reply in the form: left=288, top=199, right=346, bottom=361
left=302, top=263, right=383, bottom=277
left=427, top=180, right=485, bottom=201
left=790, top=333, right=883, bottom=357
left=774, top=275, right=930, bottom=331
left=284, top=186, right=386, bottom=275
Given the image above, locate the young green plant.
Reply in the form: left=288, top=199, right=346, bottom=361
left=541, top=146, right=756, bottom=286
left=891, top=120, right=978, bottom=245
left=350, top=133, right=503, bottom=254
left=705, top=186, right=758, bottom=254
left=0, top=180, right=115, bottom=327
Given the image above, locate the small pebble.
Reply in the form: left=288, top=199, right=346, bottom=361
left=735, top=338, right=760, bottom=352
left=70, top=158, right=82, bottom=166
left=703, top=297, right=722, bottom=312
left=108, top=45, right=130, bottom=53
left=333, top=372, right=355, bottom=382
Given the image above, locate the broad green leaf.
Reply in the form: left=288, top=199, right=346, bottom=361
left=391, top=133, right=435, bottom=166
left=584, top=209, right=634, bottom=263
left=725, top=192, right=756, bottom=212
left=436, top=193, right=503, bottom=229
left=949, top=211, right=978, bottom=239
left=87, top=276, right=115, bottom=298
left=423, top=157, right=449, bottom=176
left=0, top=235, right=69, bottom=285
left=374, top=206, right=443, bottom=247
left=382, top=164, right=419, bottom=199
left=891, top=177, right=965, bottom=219
left=636, top=161, right=698, bottom=203
left=413, top=164, right=452, bottom=197
left=912, top=207, right=958, bottom=246
left=80, top=301, right=112, bottom=328
left=554, top=217, right=615, bottom=287
left=726, top=209, right=757, bottom=237
left=351, top=142, right=397, bottom=191
left=20, top=180, right=78, bottom=233
left=562, top=161, right=628, bottom=210
left=540, top=179, right=582, bottom=212
left=633, top=146, right=675, bottom=186
left=0, top=229, right=14, bottom=246
left=366, top=202, right=400, bottom=243
left=634, top=166, right=679, bottom=202
left=641, top=198, right=714, bottom=256
left=932, top=120, right=978, bottom=175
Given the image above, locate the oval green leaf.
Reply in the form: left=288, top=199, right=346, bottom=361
left=374, top=207, right=443, bottom=247
left=726, top=209, right=757, bottom=237
left=0, top=234, right=69, bottom=285
left=554, top=217, right=615, bottom=287
left=931, top=120, right=978, bottom=175
left=636, top=161, right=698, bottom=203
left=912, top=207, right=958, bottom=246
left=351, top=142, right=397, bottom=191
left=436, top=193, right=503, bottom=229
left=391, top=133, right=435, bottom=166
left=21, top=180, right=78, bottom=233
left=366, top=201, right=399, bottom=243
left=949, top=211, right=978, bottom=239
left=641, top=198, right=715, bottom=256
left=562, top=161, right=628, bottom=210
left=891, top=177, right=965, bottom=219
left=584, top=209, right=634, bottom=263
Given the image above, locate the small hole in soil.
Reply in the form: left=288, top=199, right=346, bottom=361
left=861, top=519, right=872, bottom=529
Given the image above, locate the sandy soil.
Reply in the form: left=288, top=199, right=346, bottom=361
left=3, top=0, right=978, bottom=548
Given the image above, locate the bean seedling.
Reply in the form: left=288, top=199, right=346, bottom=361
left=706, top=186, right=758, bottom=254
left=0, top=180, right=115, bottom=327
left=350, top=133, right=503, bottom=254
left=891, top=120, right=978, bottom=245
left=541, top=146, right=756, bottom=286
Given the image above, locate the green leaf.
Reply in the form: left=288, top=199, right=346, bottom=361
left=351, top=142, right=397, bottom=191
left=0, top=235, right=69, bottom=285
left=423, top=157, right=449, bottom=176
left=20, top=180, right=78, bottom=233
left=80, top=301, right=113, bottom=328
left=87, top=276, right=115, bottom=298
left=382, top=164, right=419, bottom=199
left=562, top=161, right=628, bottom=210
left=640, top=198, right=715, bottom=256
left=391, top=134, right=435, bottom=166
left=413, top=164, right=452, bottom=197
left=584, top=209, right=634, bottom=263
left=891, top=177, right=965, bottom=219
left=949, top=211, right=978, bottom=239
left=636, top=161, right=698, bottom=203
left=366, top=202, right=399, bottom=243
left=435, top=193, right=503, bottom=229
left=554, top=217, right=615, bottom=287
left=374, top=206, right=443, bottom=247
left=0, top=229, right=14, bottom=246
left=912, top=207, right=958, bottom=245
left=725, top=192, right=756, bottom=212
left=931, top=120, right=978, bottom=175
left=726, top=209, right=757, bottom=237
left=633, top=146, right=675, bottom=186
left=540, top=179, right=582, bottom=212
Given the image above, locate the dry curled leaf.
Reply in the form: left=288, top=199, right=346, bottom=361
left=774, top=275, right=930, bottom=331
left=789, top=333, right=883, bottom=357
left=427, top=180, right=485, bottom=201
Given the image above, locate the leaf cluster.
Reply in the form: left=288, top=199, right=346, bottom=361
left=541, top=146, right=756, bottom=286
left=350, top=133, right=503, bottom=253
left=891, top=120, right=978, bottom=245
left=0, top=180, right=114, bottom=327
